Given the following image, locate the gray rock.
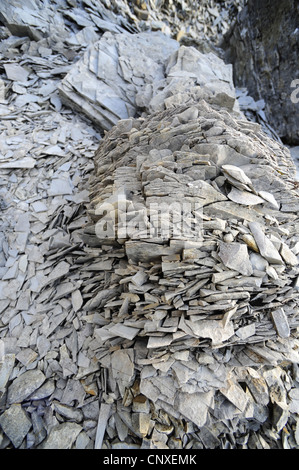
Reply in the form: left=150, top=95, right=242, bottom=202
left=0, top=3, right=298, bottom=449
left=0, top=354, right=15, bottom=393
left=59, top=31, right=239, bottom=131
left=28, top=379, right=55, bottom=400
left=38, top=422, right=82, bottom=449
left=4, top=63, right=30, bottom=82
left=53, top=402, right=83, bottom=423
left=59, top=31, right=179, bottom=130
left=94, top=403, right=111, bottom=449
left=31, top=411, right=47, bottom=446
left=111, top=349, right=135, bottom=397
left=249, top=222, right=284, bottom=265
left=0, top=404, right=31, bottom=448
left=48, top=178, right=73, bottom=196
left=175, top=391, right=214, bottom=428
left=185, top=318, right=235, bottom=345
left=227, top=187, right=265, bottom=206
left=271, top=308, right=290, bottom=339
left=7, top=369, right=46, bottom=404
left=224, top=0, right=299, bottom=144
left=75, top=431, right=92, bottom=449
left=280, top=243, right=298, bottom=266
left=218, top=242, right=253, bottom=276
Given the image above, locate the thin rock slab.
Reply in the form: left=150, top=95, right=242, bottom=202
left=184, top=319, right=235, bottom=346
left=218, top=242, right=253, bottom=276
left=37, top=422, right=82, bottom=449
left=271, top=308, right=290, bottom=339
left=7, top=369, right=46, bottom=405
left=0, top=403, right=31, bottom=448
left=0, top=354, right=15, bottom=393
left=227, top=187, right=265, bottom=206
left=248, top=222, right=284, bottom=265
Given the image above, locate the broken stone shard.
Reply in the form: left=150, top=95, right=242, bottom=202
left=218, top=242, right=253, bottom=276
left=0, top=404, right=31, bottom=448
left=59, top=31, right=179, bottom=130
left=37, top=422, right=82, bottom=449
left=249, top=222, right=284, bottom=265
left=0, top=0, right=299, bottom=451
left=7, top=369, right=46, bottom=404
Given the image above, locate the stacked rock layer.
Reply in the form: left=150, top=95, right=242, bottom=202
left=83, top=97, right=299, bottom=442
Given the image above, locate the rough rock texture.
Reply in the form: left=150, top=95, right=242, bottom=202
left=83, top=95, right=299, bottom=441
left=59, top=31, right=237, bottom=131
left=0, top=0, right=298, bottom=450
left=223, top=0, right=299, bottom=144
left=59, top=31, right=180, bottom=130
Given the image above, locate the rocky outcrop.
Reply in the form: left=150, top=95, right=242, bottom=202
left=59, top=31, right=237, bottom=131
left=83, top=94, right=299, bottom=441
left=223, top=0, right=299, bottom=144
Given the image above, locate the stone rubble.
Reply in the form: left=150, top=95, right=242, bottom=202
left=0, top=0, right=298, bottom=451
left=82, top=94, right=299, bottom=449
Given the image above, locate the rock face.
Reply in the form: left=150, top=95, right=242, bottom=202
left=83, top=93, right=299, bottom=435
left=223, top=0, right=299, bottom=144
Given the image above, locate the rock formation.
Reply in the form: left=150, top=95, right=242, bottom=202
left=58, top=30, right=237, bottom=131
left=223, top=0, right=299, bottom=145
left=82, top=61, right=299, bottom=442
left=0, top=0, right=298, bottom=450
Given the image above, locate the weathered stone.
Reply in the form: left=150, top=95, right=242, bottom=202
left=38, top=422, right=82, bottom=449
left=224, top=0, right=299, bottom=144
left=0, top=404, right=31, bottom=448
left=0, top=2, right=298, bottom=450
left=271, top=308, right=290, bottom=339
left=220, top=379, right=248, bottom=412
left=218, top=242, right=253, bottom=276
left=53, top=402, right=83, bottom=423
left=249, top=222, right=284, bottom=265
left=227, top=187, right=265, bottom=206
left=7, top=369, right=46, bottom=404
left=111, top=349, right=135, bottom=397
left=59, top=31, right=179, bottom=130
left=175, top=391, right=214, bottom=428
left=0, top=354, right=15, bottom=393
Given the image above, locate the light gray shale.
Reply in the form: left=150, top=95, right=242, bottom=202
left=0, top=0, right=298, bottom=451
left=83, top=93, right=299, bottom=448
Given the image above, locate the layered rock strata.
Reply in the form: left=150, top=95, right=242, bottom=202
left=83, top=97, right=299, bottom=437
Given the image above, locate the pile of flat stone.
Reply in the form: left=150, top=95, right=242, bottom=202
left=58, top=30, right=237, bottom=130
left=82, top=86, right=299, bottom=445
left=0, top=1, right=298, bottom=450
left=0, top=0, right=245, bottom=50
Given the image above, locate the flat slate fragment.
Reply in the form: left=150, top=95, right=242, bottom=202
left=7, top=369, right=46, bottom=404
left=271, top=308, right=290, bottom=339
left=0, top=4, right=299, bottom=450
left=38, top=422, right=82, bottom=449
left=0, top=354, right=15, bottom=392
left=0, top=404, right=31, bottom=448
left=218, top=242, right=253, bottom=276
